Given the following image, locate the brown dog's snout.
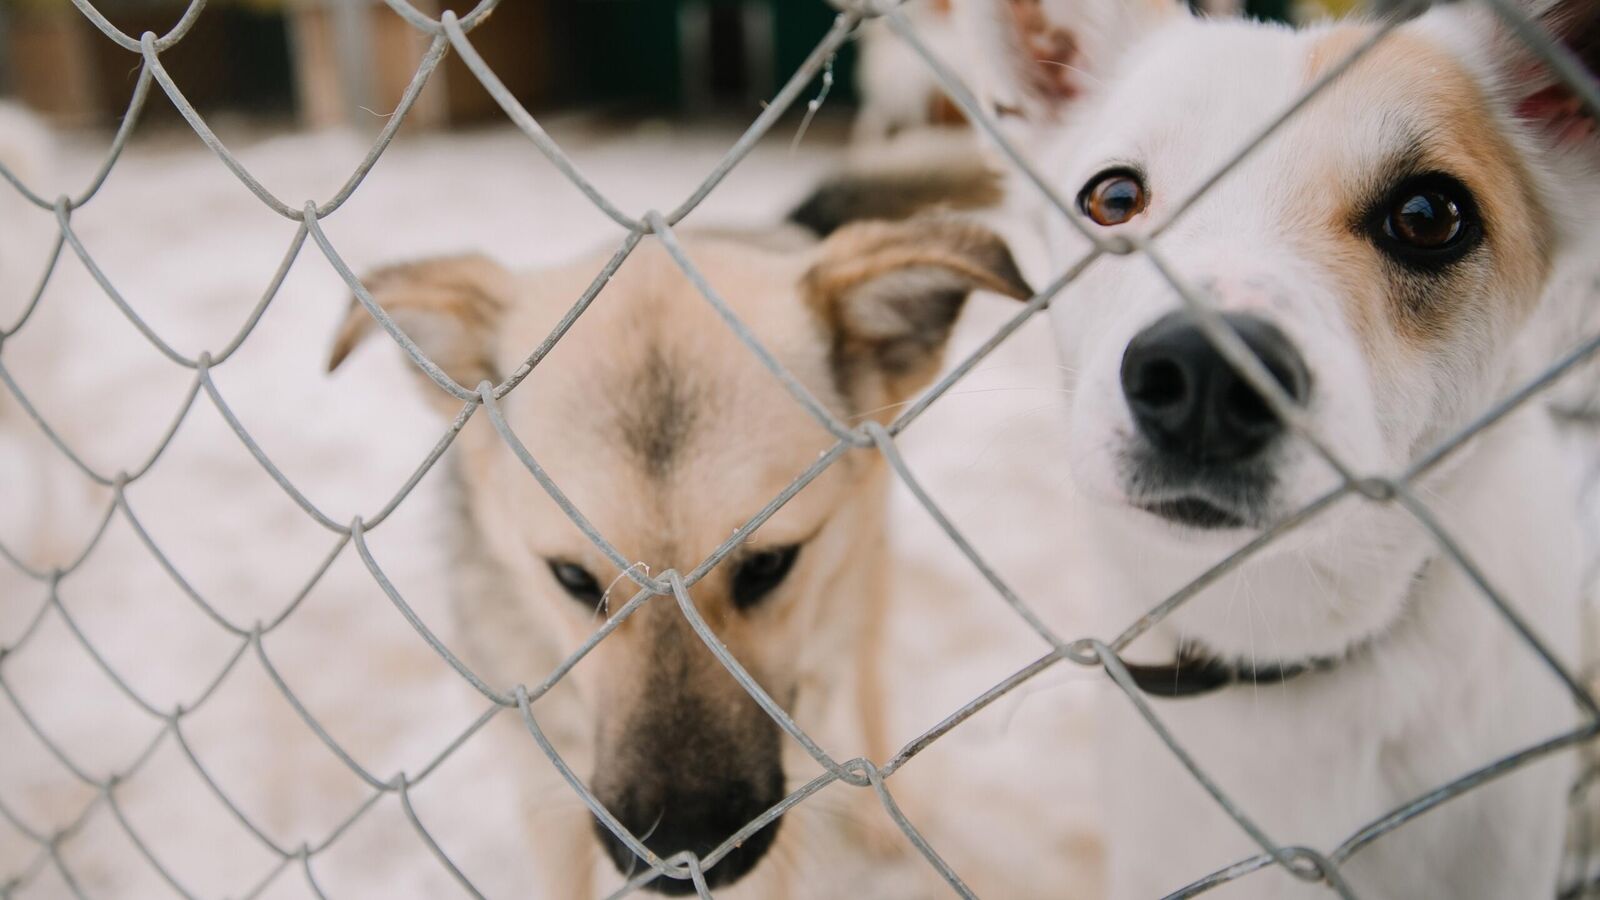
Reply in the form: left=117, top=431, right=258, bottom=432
left=593, top=760, right=784, bottom=894
left=1121, top=310, right=1310, bottom=465
left=589, top=626, right=786, bottom=893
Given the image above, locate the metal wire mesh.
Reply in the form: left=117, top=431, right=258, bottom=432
left=1, top=0, right=1599, bottom=896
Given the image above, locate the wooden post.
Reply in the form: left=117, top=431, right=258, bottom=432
left=2, top=5, right=101, bottom=125
left=286, top=0, right=447, bottom=131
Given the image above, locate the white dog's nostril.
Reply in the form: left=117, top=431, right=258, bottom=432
left=1226, top=380, right=1275, bottom=428
left=1128, top=359, right=1187, bottom=408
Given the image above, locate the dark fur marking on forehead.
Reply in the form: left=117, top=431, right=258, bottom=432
left=616, top=348, right=700, bottom=479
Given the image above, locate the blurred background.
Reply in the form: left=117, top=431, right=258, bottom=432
left=1, top=0, right=851, bottom=129
left=0, top=0, right=1364, bottom=137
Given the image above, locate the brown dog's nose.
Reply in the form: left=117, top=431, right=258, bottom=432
left=594, top=771, right=783, bottom=894
left=1120, top=311, right=1309, bottom=464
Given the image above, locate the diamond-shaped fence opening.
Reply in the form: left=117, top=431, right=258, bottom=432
left=2, top=0, right=1600, bottom=897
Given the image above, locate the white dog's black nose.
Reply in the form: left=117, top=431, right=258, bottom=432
left=1120, top=311, right=1309, bottom=464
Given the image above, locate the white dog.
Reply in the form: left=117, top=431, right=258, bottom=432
left=956, top=0, right=1600, bottom=896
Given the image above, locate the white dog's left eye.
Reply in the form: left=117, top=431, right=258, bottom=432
left=1078, top=169, right=1148, bottom=227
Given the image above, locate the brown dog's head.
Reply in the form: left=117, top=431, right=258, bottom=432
left=329, top=219, right=1028, bottom=891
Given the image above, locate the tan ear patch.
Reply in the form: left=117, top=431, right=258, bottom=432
left=805, top=217, right=1032, bottom=307
left=327, top=254, right=513, bottom=410
left=1307, top=26, right=1550, bottom=352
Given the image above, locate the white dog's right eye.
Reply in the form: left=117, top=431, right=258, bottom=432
left=1078, top=169, right=1149, bottom=227
left=1369, top=172, right=1482, bottom=270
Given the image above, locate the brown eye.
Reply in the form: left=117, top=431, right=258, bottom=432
left=1078, top=170, right=1148, bottom=227
left=1369, top=173, right=1481, bottom=271
left=731, top=545, right=800, bottom=610
left=1386, top=191, right=1462, bottom=248
left=548, top=559, right=603, bottom=605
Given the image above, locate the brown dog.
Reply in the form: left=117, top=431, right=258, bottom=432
left=328, top=216, right=1029, bottom=897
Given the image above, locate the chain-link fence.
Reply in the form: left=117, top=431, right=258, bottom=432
left=2, top=0, right=1600, bottom=896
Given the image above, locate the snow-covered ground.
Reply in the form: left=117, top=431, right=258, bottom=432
left=0, top=114, right=1103, bottom=899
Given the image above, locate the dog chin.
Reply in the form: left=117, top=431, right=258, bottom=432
left=1111, top=450, right=1278, bottom=537
left=1078, top=488, right=1268, bottom=565
left=1134, top=495, right=1256, bottom=531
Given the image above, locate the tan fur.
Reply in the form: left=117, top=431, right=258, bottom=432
left=805, top=217, right=1033, bottom=410
left=1306, top=27, right=1551, bottom=352
left=328, top=220, right=1026, bottom=896
left=327, top=253, right=514, bottom=409
left=805, top=219, right=1033, bottom=303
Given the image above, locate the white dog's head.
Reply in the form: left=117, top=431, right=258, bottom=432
left=959, top=0, right=1600, bottom=662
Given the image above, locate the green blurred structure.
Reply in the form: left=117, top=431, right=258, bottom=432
left=1247, top=0, right=1293, bottom=21
left=566, top=0, right=854, bottom=112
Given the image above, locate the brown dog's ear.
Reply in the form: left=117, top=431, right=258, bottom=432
left=327, top=254, right=513, bottom=407
left=803, top=217, right=1032, bottom=417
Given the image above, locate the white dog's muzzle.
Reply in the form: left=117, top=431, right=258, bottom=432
left=1117, top=309, right=1311, bottom=530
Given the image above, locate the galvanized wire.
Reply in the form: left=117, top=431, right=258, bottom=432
left=0, top=0, right=1598, bottom=897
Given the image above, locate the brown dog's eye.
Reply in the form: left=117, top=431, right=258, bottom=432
left=1078, top=169, right=1148, bottom=227
left=1370, top=173, right=1481, bottom=270
left=732, top=545, right=800, bottom=610
left=548, top=559, right=603, bottom=605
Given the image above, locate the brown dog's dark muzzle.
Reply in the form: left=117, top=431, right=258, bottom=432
left=589, top=629, right=786, bottom=894
left=593, top=761, right=785, bottom=894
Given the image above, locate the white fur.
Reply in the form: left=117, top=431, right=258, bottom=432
left=0, top=103, right=65, bottom=564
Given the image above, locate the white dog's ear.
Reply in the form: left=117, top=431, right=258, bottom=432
left=1456, top=0, right=1600, bottom=150
left=327, top=254, right=514, bottom=411
left=953, top=0, right=1183, bottom=127
left=803, top=216, right=1032, bottom=415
